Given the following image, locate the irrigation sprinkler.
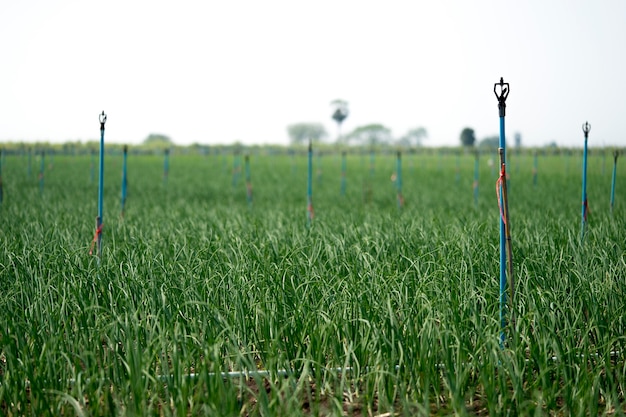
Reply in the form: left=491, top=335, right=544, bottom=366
left=581, top=121, right=591, bottom=242
left=39, top=151, right=45, bottom=195
left=90, top=111, right=106, bottom=258
left=307, top=139, right=314, bottom=227
left=473, top=151, right=479, bottom=207
left=396, top=151, right=404, bottom=208
left=340, top=151, right=347, bottom=196
left=245, top=155, right=253, bottom=206
left=121, top=145, right=128, bottom=217
left=494, top=76, right=513, bottom=346
left=533, top=151, right=538, bottom=186
left=163, top=149, right=170, bottom=185
left=610, top=150, right=619, bottom=214
left=331, top=99, right=349, bottom=140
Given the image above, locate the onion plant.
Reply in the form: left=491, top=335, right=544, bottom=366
left=0, top=150, right=624, bottom=415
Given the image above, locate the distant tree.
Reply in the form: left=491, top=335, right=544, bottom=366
left=330, top=99, right=349, bottom=140
left=286, top=123, right=328, bottom=145
left=398, top=127, right=428, bottom=147
left=460, top=128, right=476, bottom=147
left=143, top=133, right=173, bottom=149
left=347, top=124, right=392, bottom=146
left=478, top=136, right=499, bottom=148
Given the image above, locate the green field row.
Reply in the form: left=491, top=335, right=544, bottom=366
left=0, top=152, right=624, bottom=415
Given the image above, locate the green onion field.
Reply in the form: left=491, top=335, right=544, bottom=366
left=0, top=148, right=625, bottom=416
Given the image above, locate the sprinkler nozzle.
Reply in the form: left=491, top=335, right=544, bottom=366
left=494, top=77, right=510, bottom=117
left=99, top=111, right=107, bottom=130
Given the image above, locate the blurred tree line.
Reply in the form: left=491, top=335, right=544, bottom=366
left=286, top=122, right=428, bottom=148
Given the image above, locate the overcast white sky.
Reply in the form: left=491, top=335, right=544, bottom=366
left=1, top=0, right=625, bottom=147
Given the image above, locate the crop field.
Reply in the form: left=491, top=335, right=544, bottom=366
left=0, top=148, right=625, bottom=416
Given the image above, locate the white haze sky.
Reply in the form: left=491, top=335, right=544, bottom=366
left=1, top=0, right=625, bottom=147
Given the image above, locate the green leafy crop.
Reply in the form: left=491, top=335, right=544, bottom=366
left=0, top=150, right=624, bottom=415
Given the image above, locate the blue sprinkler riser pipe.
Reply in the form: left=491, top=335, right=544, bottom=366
left=98, top=130, right=105, bottom=223
left=396, top=151, right=402, bottom=208
left=307, top=140, right=313, bottom=226
left=582, top=141, right=588, bottom=222
left=97, top=111, right=106, bottom=257
left=164, top=149, right=170, bottom=184
left=498, top=113, right=507, bottom=345
left=581, top=122, right=590, bottom=241
left=610, top=151, right=618, bottom=212
left=245, top=155, right=251, bottom=184
left=494, top=76, right=509, bottom=346
left=121, top=146, right=128, bottom=213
